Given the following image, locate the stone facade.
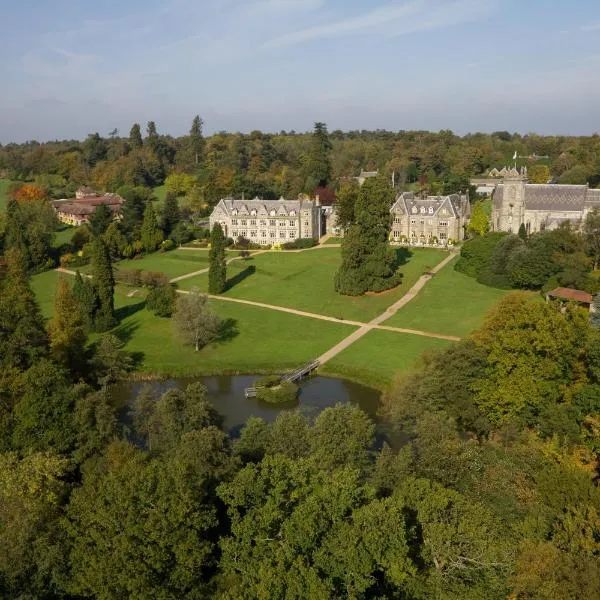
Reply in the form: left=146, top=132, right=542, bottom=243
left=52, top=192, right=124, bottom=226
left=491, top=172, right=600, bottom=234
left=390, top=192, right=470, bottom=245
left=209, top=197, right=321, bottom=245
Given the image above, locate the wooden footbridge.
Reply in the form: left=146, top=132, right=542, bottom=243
left=244, top=360, right=320, bottom=398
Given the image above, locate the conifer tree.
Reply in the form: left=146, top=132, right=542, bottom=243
left=161, top=193, right=181, bottom=238
left=518, top=222, right=527, bottom=240
left=190, top=115, right=205, bottom=167
left=305, top=122, right=332, bottom=189
left=334, top=176, right=399, bottom=295
left=48, top=278, right=87, bottom=377
left=140, top=201, right=164, bottom=252
left=129, top=123, right=143, bottom=150
left=72, top=271, right=98, bottom=331
left=0, top=248, right=48, bottom=372
left=88, top=203, right=113, bottom=237
left=90, top=239, right=115, bottom=332
left=335, top=180, right=359, bottom=230
left=208, top=223, right=227, bottom=294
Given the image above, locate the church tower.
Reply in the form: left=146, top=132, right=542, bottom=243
left=495, top=167, right=527, bottom=233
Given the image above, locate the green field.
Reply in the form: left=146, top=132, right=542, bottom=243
left=383, top=258, right=509, bottom=337
left=30, top=269, right=357, bottom=377
left=323, top=237, right=343, bottom=245
left=80, top=250, right=210, bottom=279
left=178, top=248, right=448, bottom=322
left=321, top=330, right=452, bottom=388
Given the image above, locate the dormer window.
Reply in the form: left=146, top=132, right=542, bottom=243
left=411, top=206, right=417, bottom=214
left=290, top=210, right=296, bottom=216
left=232, top=209, right=238, bottom=216
left=420, top=207, right=426, bottom=214
left=428, top=207, right=434, bottom=214
left=250, top=209, right=257, bottom=216
left=270, top=210, right=276, bottom=216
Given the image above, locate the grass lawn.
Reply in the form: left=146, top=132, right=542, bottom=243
left=53, top=225, right=78, bottom=249
left=80, top=249, right=210, bottom=279
left=31, top=268, right=357, bottom=377
left=322, top=237, right=343, bottom=245
left=383, top=258, right=509, bottom=337
left=178, top=247, right=449, bottom=322
left=321, top=330, right=453, bottom=389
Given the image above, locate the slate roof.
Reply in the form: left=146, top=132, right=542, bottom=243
left=391, top=193, right=469, bottom=219
left=216, top=197, right=315, bottom=217
left=493, top=184, right=589, bottom=212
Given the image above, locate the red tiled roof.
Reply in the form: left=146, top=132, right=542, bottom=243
left=547, top=287, right=593, bottom=304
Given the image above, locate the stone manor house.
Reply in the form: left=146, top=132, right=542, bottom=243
left=491, top=169, right=600, bottom=234
left=209, top=197, right=321, bottom=244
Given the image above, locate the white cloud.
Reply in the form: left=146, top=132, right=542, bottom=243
left=581, top=22, right=600, bottom=32
left=263, top=0, right=494, bottom=48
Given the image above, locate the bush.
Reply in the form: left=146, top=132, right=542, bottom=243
left=455, top=232, right=508, bottom=279
left=146, top=284, right=177, bottom=317
left=254, top=376, right=298, bottom=404
left=233, top=237, right=262, bottom=250
left=160, top=239, right=176, bottom=252
left=116, top=269, right=142, bottom=287
left=140, top=271, right=170, bottom=288
left=282, top=238, right=317, bottom=249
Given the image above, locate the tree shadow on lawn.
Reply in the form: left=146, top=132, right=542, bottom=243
left=395, top=247, right=413, bottom=267
left=111, top=319, right=141, bottom=345
left=213, top=318, right=239, bottom=345
left=115, top=299, right=146, bottom=322
left=224, top=265, right=256, bottom=291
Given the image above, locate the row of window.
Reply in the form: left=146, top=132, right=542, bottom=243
left=392, top=231, right=448, bottom=240
left=232, top=230, right=298, bottom=239
left=232, top=219, right=297, bottom=227
left=410, top=206, right=439, bottom=215
left=232, top=209, right=297, bottom=217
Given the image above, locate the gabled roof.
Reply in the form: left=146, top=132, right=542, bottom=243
left=493, top=184, right=588, bottom=212
left=392, top=192, right=468, bottom=219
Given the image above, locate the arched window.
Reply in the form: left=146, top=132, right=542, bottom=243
left=411, top=206, right=417, bottom=214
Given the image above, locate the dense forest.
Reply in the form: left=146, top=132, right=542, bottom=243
left=2, top=120, right=600, bottom=211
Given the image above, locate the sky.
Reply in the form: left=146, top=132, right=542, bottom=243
left=1, top=0, right=600, bottom=142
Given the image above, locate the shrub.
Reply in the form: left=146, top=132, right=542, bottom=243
left=455, top=232, right=507, bottom=278
left=160, top=239, right=176, bottom=252
left=282, top=238, right=317, bottom=249
left=254, top=376, right=298, bottom=404
left=140, top=271, right=170, bottom=288
left=116, top=269, right=142, bottom=287
left=146, top=284, right=177, bottom=317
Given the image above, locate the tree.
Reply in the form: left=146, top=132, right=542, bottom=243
left=468, top=202, right=490, bottom=237
left=119, top=185, right=151, bottom=237
left=208, top=223, right=227, bottom=294
left=161, top=192, right=181, bottom=237
left=528, top=164, right=550, bottom=184
left=335, top=180, right=359, bottom=230
left=190, top=115, right=205, bottom=167
left=129, top=123, right=143, bottom=150
left=146, top=120, right=159, bottom=155
left=173, top=288, right=221, bottom=351
left=102, top=222, right=127, bottom=259
left=518, top=222, right=527, bottom=240
left=47, top=277, right=87, bottom=377
left=82, top=133, right=108, bottom=167
left=72, top=270, right=98, bottom=331
left=146, top=283, right=177, bottom=317
left=334, top=176, right=400, bottom=295
left=87, top=203, right=113, bottom=237
left=140, top=201, right=163, bottom=252
left=305, top=122, right=332, bottom=189
left=584, top=209, right=600, bottom=270
left=90, top=238, right=115, bottom=332
left=0, top=248, right=48, bottom=373
left=0, top=451, right=70, bottom=597
left=90, top=334, right=134, bottom=386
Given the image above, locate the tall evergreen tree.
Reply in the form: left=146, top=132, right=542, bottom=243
left=88, top=203, right=113, bottom=237
left=146, top=121, right=159, bottom=155
left=140, top=202, right=164, bottom=253
left=190, top=115, right=205, bottom=167
left=72, top=271, right=98, bottom=331
left=334, top=176, right=399, bottom=295
left=335, top=181, right=359, bottom=230
left=90, top=239, right=115, bottom=332
left=119, top=186, right=149, bottom=238
left=129, top=123, right=143, bottom=150
left=0, top=248, right=48, bottom=373
left=47, top=278, right=87, bottom=377
left=161, top=193, right=181, bottom=238
left=306, top=122, right=332, bottom=189
left=208, top=223, right=227, bottom=294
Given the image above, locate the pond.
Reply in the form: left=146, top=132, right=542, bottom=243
left=111, top=375, right=382, bottom=436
